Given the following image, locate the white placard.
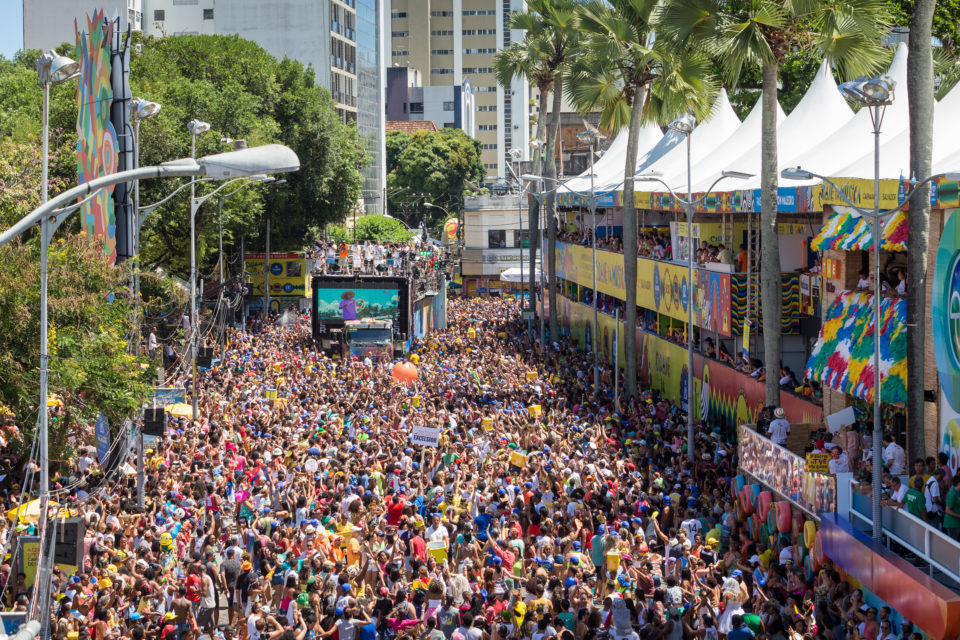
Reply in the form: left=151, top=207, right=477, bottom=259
left=411, top=425, right=441, bottom=448
left=610, top=597, right=632, bottom=634
left=826, top=406, right=856, bottom=433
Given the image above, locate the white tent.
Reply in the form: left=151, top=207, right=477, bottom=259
left=692, top=59, right=854, bottom=192
left=662, top=91, right=784, bottom=191
left=500, top=265, right=544, bottom=283
left=631, top=88, right=742, bottom=187
left=771, top=42, right=910, bottom=189
left=833, top=76, right=960, bottom=180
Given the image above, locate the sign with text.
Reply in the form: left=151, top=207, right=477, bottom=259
left=410, top=425, right=440, bottom=448
left=805, top=453, right=831, bottom=473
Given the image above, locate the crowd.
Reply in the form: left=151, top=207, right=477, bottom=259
left=308, top=242, right=448, bottom=278
left=0, top=297, right=936, bottom=640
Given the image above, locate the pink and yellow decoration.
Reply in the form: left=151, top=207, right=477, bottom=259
left=75, top=9, right=120, bottom=263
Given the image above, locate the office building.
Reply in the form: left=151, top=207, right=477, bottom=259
left=386, top=67, right=476, bottom=137
left=460, top=193, right=530, bottom=295
left=23, top=0, right=142, bottom=50
left=389, top=0, right=531, bottom=183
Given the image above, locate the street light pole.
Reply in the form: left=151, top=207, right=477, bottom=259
left=187, top=120, right=211, bottom=422
left=589, top=146, right=599, bottom=391
left=637, top=159, right=752, bottom=463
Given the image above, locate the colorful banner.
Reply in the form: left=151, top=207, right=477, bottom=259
left=555, top=242, right=732, bottom=335
left=76, top=9, right=120, bottom=263
left=95, top=414, right=110, bottom=464
left=805, top=291, right=907, bottom=404
left=557, top=295, right=822, bottom=430
left=811, top=208, right=908, bottom=252
left=738, top=426, right=837, bottom=515
left=245, top=253, right=312, bottom=297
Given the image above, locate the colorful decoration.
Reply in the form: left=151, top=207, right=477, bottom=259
left=811, top=208, right=908, bottom=252
left=443, top=218, right=459, bottom=239
left=730, top=273, right=800, bottom=335
left=75, top=10, right=119, bottom=263
left=805, top=290, right=907, bottom=404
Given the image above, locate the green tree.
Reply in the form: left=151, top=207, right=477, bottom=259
left=386, top=128, right=485, bottom=230
left=889, top=0, right=960, bottom=49
left=659, top=0, right=891, bottom=405
left=569, top=0, right=716, bottom=399
left=906, top=0, right=936, bottom=460
left=323, top=215, right=415, bottom=244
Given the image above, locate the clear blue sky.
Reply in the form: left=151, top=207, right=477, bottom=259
left=0, top=0, right=23, bottom=59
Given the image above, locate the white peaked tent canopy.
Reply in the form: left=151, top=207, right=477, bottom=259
left=833, top=76, right=960, bottom=180
left=775, top=42, right=910, bottom=188
left=499, top=265, right=544, bottom=283
left=632, top=89, right=742, bottom=187
left=664, top=91, right=785, bottom=191
left=562, top=122, right=664, bottom=195
left=694, top=59, right=853, bottom=192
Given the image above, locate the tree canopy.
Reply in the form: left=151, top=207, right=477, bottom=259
left=325, top=215, right=416, bottom=244
left=385, top=128, right=485, bottom=230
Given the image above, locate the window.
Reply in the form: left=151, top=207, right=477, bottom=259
left=482, top=143, right=498, bottom=149
left=203, top=8, right=214, bottom=19
left=431, top=10, right=453, bottom=16
left=463, top=67, right=493, bottom=74
left=444, top=122, right=455, bottom=128
left=392, top=31, right=408, bottom=37
left=488, top=230, right=506, bottom=248
left=431, top=49, right=453, bottom=55
left=153, top=9, right=165, bottom=21
left=463, top=48, right=497, bottom=54
left=463, top=29, right=496, bottom=35
left=477, top=86, right=498, bottom=93
left=478, top=124, right=497, bottom=130
left=431, top=68, right=454, bottom=75
left=409, top=103, right=424, bottom=113
left=484, top=163, right=498, bottom=169
left=431, top=30, right=453, bottom=36
left=391, top=11, right=407, bottom=18
left=477, top=105, right=497, bottom=111
left=442, top=101, right=455, bottom=111
left=392, top=50, right=409, bottom=57
left=515, top=230, right=530, bottom=248
left=464, top=9, right=496, bottom=15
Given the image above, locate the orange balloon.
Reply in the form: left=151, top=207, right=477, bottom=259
left=391, top=361, right=418, bottom=384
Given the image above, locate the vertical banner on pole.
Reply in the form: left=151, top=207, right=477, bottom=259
left=95, top=414, right=110, bottom=464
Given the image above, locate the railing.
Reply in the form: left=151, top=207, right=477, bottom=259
left=842, top=477, right=960, bottom=587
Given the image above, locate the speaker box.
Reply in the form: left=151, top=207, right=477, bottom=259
left=199, top=346, right=215, bottom=360
left=52, top=518, right=85, bottom=568
left=142, top=406, right=165, bottom=437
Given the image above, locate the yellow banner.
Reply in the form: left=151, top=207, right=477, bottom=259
left=811, top=178, right=900, bottom=211
left=245, top=253, right=312, bottom=297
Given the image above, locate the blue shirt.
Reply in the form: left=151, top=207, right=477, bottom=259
left=729, top=627, right=755, bottom=640
left=475, top=513, right=494, bottom=541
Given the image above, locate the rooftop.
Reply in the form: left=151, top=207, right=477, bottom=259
left=386, top=120, right=441, bottom=134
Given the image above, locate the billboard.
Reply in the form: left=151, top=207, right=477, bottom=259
left=738, top=425, right=837, bottom=515
left=935, top=209, right=960, bottom=476
left=555, top=242, right=732, bottom=335
left=315, top=288, right=400, bottom=322
left=244, top=253, right=312, bottom=297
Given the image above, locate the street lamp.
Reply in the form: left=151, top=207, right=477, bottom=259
left=782, top=155, right=957, bottom=543
left=35, top=51, right=79, bottom=204
left=507, top=149, right=529, bottom=327
left=577, top=129, right=605, bottom=392
left=637, top=117, right=753, bottom=462
left=4, top=142, right=298, bottom=631
left=187, top=120, right=211, bottom=421
left=129, top=98, right=161, bottom=357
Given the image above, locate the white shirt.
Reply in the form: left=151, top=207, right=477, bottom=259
left=890, top=483, right=907, bottom=504
left=768, top=418, right=790, bottom=445
left=924, top=476, right=941, bottom=512
left=148, top=332, right=158, bottom=350
left=828, top=452, right=849, bottom=474
left=883, top=442, right=906, bottom=474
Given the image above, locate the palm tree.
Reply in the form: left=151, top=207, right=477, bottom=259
left=494, top=31, right=553, bottom=328
left=495, top=0, right=582, bottom=340
left=658, top=0, right=890, bottom=405
left=906, top=0, right=935, bottom=459
left=569, top=0, right=716, bottom=399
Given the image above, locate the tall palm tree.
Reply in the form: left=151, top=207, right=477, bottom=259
left=569, top=0, right=716, bottom=399
left=906, top=0, right=935, bottom=460
left=658, top=0, right=891, bottom=405
left=494, top=31, right=553, bottom=327
left=495, top=0, right=582, bottom=340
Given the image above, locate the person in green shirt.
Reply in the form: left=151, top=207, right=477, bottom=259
left=944, top=475, right=960, bottom=541
left=741, top=601, right=764, bottom=636
left=903, top=476, right=927, bottom=521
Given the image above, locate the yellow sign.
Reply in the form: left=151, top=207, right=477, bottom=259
left=509, top=451, right=528, bottom=468
left=528, top=404, right=542, bottom=419
left=811, top=178, right=901, bottom=211
left=525, top=371, right=537, bottom=382
left=482, top=418, right=493, bottom=432
left=805, top=453, right=831, bottom=473
left=21, top=539, right=39, bottom=587
left=245, top=252, right=312, bottom=297
left=265, top=389, right=278, bottom=399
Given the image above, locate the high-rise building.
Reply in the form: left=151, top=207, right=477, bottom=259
left=23, top=0, right=142, bottom=51
left=22, top=0, right=386, bottom=215
left=388, top=0, right=531, bottom=184
left=386, top=67, right=476, bottom=137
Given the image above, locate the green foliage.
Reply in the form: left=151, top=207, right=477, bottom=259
left=889, top=0, right=960, bottom=49
left=730, top=49, right=824, bottom=119
left=324, top=215, right=415, bottom=245
left=386, top=129, right=485, bottom=229
left=0, top=236, right=157, bottom=458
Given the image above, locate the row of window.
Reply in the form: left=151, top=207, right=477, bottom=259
left=464, top=10, right=496, bottom=16
left=431, top=30, right=454, bottom=36
left=391, top=11, right=406, bottom=18
left=463, top=48, right=497, bottom=54
left=423, top=48, right=497, bottom=55
left=431, top=49, right=453, bottom=55
left=153, top=8, right=213, bottom=21
left=463, top=29, right=497, bottom=35
left=431, top=68, right=454, bottom=75
left=393, top=9, right=495, bottom=19
left=464, top=67, right=493, bottom=74
left=482, top=143, right=498, bottom=149
left=431, top=10, right=453, bottom=16
left=392, top=31, right=408, bottom=37
left=477, top=105, right=496, bottom=111
left=478, top=124, right=497, bottom=131
left=392, top=50, right=408, bottom=57
left=487, top=230, right=529, bottom=248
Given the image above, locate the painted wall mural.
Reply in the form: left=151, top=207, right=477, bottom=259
left=75, top=9, right=120, bottom=263
left=935, top=209, right=960, bottom=475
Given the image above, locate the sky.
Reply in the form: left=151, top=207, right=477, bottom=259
left=0, top=0, right=23, bottom=59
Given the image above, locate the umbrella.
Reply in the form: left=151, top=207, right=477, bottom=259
left=8, top=499, right=58, bottom=523
left=165, top=403, right=193, bottom=417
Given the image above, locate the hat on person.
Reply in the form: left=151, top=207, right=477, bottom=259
left=774, top=408, right=785, bottom=418
left=241, top=561, right=253, bottom=571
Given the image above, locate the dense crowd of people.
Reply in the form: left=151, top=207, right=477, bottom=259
left=309, top=242, right=447, bottom=277
left=0, top=296, right=936, bottom=640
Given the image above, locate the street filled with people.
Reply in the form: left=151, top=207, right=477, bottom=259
left=0, top=297, right=936, bottom=640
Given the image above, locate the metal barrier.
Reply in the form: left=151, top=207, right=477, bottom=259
left=843, top=477, right=960, bottom=587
